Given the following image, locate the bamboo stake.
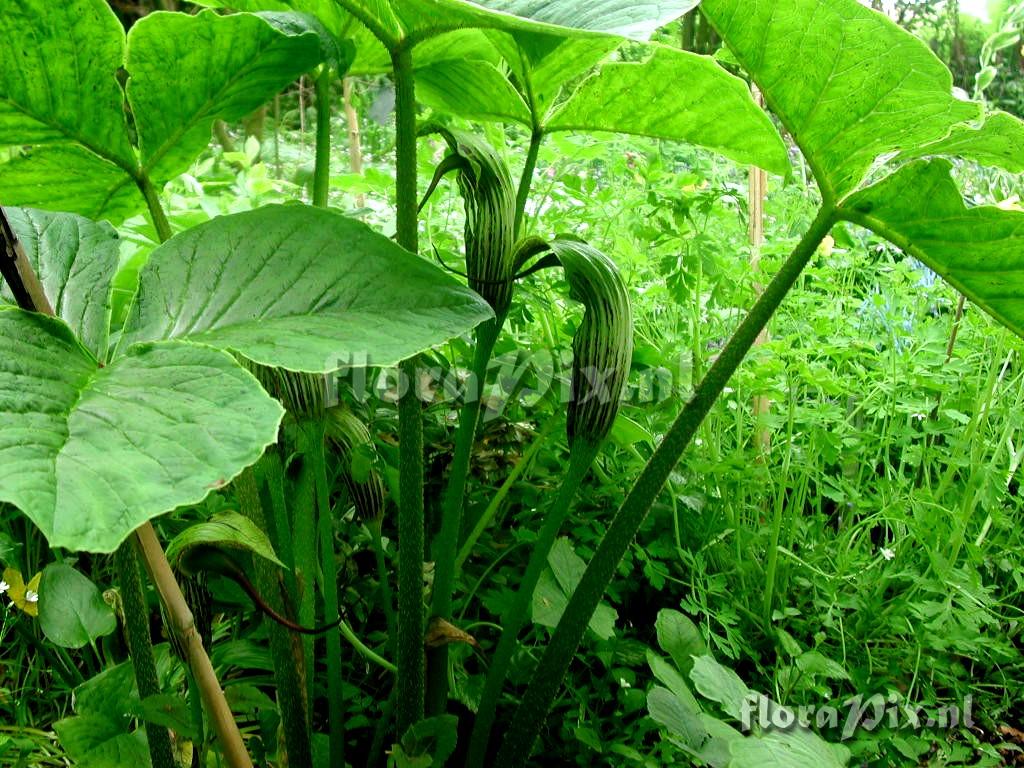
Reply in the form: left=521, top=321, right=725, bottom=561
left=748, top=87, right=771, bottom=457
left=343, top=77, right=366, bottom=211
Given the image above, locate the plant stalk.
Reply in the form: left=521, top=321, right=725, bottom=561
left=392, top=44, right=426, bottom=735
left=426, top=317, right=501, bottom=714
left=466, top=440, right=600, bottom=768
left=115, top=543, right=176, bottom=768
left=514, top=128, right=543, bottom=237
left=138, top=177, right=173, bottom=243
left=135, top=523, right=253, bottom=768
left=236, top=467, right=312, bottom=768
left=494, top=206, right=837, bottom=767
left=311, top=422, right=346, bottom=768
left=313, top=71, right=333, bottom=208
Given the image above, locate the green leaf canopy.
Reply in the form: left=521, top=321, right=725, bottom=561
left=0, top=0, right=322, bottom=222
left=0, top=309, right=284, bottom=552
left=415, top=38, right=788, bottom=175
left=119, top=205, right=494, bottom=372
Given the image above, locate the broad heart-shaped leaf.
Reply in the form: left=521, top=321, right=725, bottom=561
left=0, top=309, right=284, bottom=553
left=842, top=160, right=1024, bottom=338
left=127, top=10, right=322, bottom=183
left=38, top=563, right=117, bottom=649
left=0, top=0, right=135, bottom=167
left=700, top=0, right=980, bottom=200
left=118, top=205, right=494, bottom=372
left=1, top=207, right=120, bottom=361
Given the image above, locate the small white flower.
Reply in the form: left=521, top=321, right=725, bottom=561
left=25, top=590, right=39, bottom=603
left=880, top=547, right=896, bottom=561
left=0, top=580, right=8, bottom=595
left=911, top=413, right=926, bottom=421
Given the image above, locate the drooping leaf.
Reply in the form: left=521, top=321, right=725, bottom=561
left=119, top=205, right=494, bottom=372
left=1, top=207, right=120, bottom=361
left=701, top=0, right=981, bottom=199
left=335, top=0, right=699, bottom=48
left=38, top=563, right=117, bottom=648
left=0, top=140, right=145, bottom=224
left=416, top=41, right=788, bottom=175
left=547, top=44, right=789, bottom=174
left=126, top=10, right=322, bottom=182
left=842, top=160, right=1024, bottom=339
left=165, top=511, right=285, bottom=570
left=0, top=309, right=284, bottom=552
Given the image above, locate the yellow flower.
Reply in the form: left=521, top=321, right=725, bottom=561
left=2, top=567, right=41, bottom=617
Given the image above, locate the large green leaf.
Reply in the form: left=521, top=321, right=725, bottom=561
left=0, top=0, right=135, bottom=167
left=415, top=59, right=531, bottom=124
left=416, top=41, right=788, bottom=175
left=127, top=10, right=322, bottom=182
left=701, top=0, right=980, bottom=199
left=0, top=309, right=284, bottom=552
left=0, top=1, right=324, bottom=222
left=703, top=0, right=1024, bottom=345
left=1, top=207, right=120, bottom=361
left=843, top=160, right=1024, bottom=337
left=118, top=205, right=493, bottom=372
left=546, top=44, right=789, bottom=174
